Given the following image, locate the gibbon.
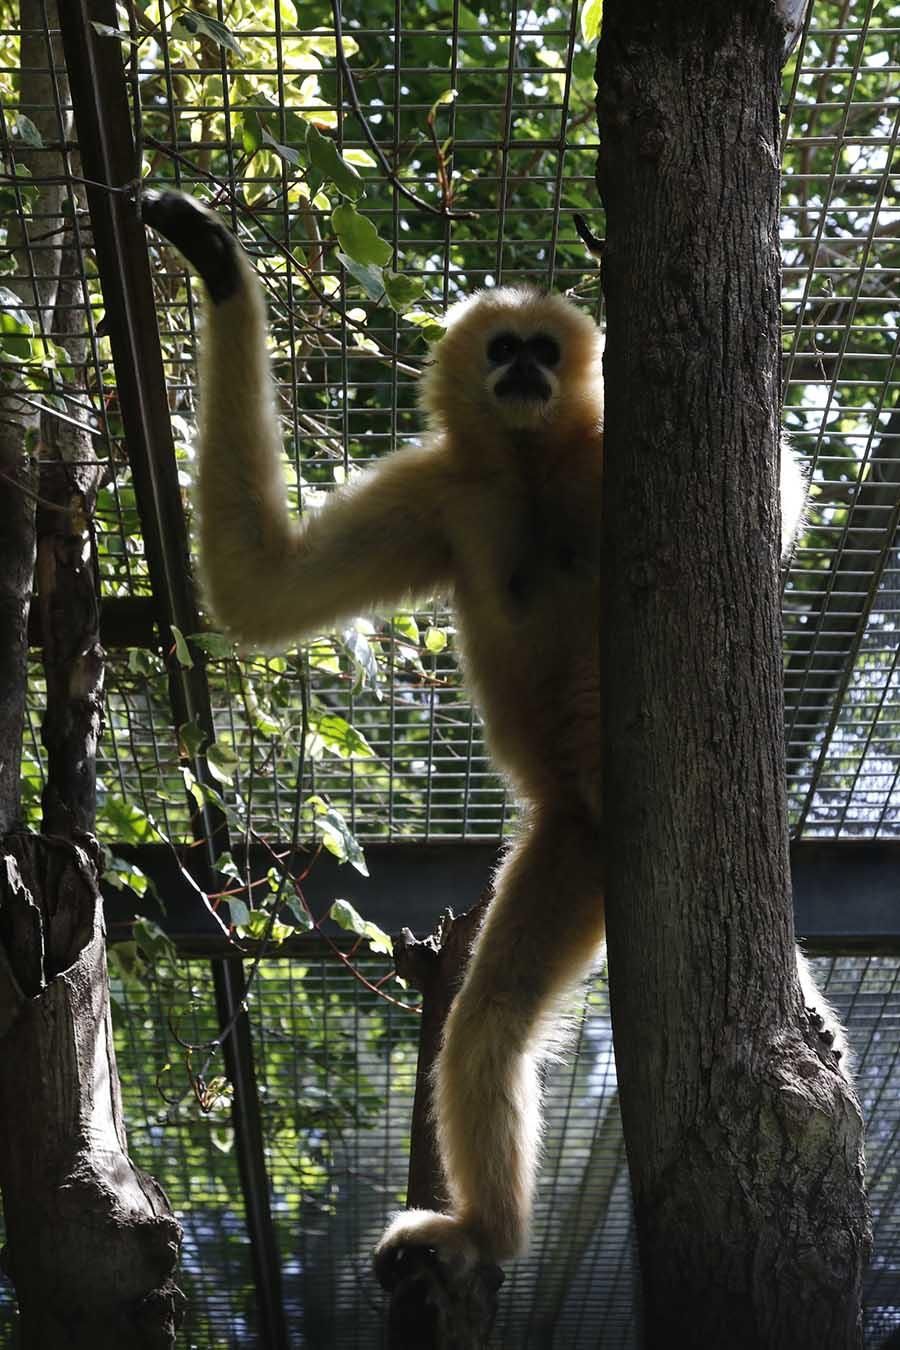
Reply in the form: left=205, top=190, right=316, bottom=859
left=141, top=190, right=844, bottom=1278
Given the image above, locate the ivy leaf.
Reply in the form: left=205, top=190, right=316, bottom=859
left=580, top=0, right=604, bottom=43
left=170, top=624, right=193, bottom=668
left=331, top=205, right=392, bottom=267
left=261, top=127, right=303, bottom=167
left=308, top=796, right=368, bottom=875
left=14, top=114, right=43, bottom=148
left=382, top=270, right=426, bottom=313
left=207, top=742, right=239, bottom=784
left=307, top=709, right=375, bottom=759
left=329, top=898, right=392, bottom=956
left=0, top=288, right=33, bottom=338
left=187, top=630, right=233, bottom=660
left=172, top=11, right=244, bottom=59
left=91, top=21, right=131, bottom=40
left=178, top=718, right=207, bottom=758
left=225, top=897, right=251, bottom=928
left=425, top=626, right=448, bottom=654
left=341, top=625, right=382, bottom=699
left=284, top=897, right=314, bottom=932
left=305, top=123, right=364, bottom=200
left=133, top=917, right=177, bottom=963
left=336, top=252, right=386, bottom=302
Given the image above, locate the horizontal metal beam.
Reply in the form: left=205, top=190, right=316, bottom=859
left=103, top=838, right=900, bottom=955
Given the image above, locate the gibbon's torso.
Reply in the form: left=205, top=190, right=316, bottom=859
left=436, top=419, right=604, bottom=817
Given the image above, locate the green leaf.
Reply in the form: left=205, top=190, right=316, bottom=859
left=187, top=630, right=233, bottom=659
left=225, top=897, right=251, bottom=927
left=284, top=897, right=314, bottom=932
left=91, top=21, right=131, bottom=40
left=179, top=718, right=207, bottom=758
left=392, top=612, right=420, bottom=644
left=172, top=11, right=244, bottom=59
left=128, top=647, right=163, bottom=677
left=0, top=288, right=33, bottom=338
left=305, top=123, right=364, bottom=200
left=207, top=742, right=239, bottom=784
left=336, top=252, right=386, bottom=303
left=308, top=795, right=368, bottom=875
left=240, top=110, right=263, bottom=155
left=329, top=898, right=392, bottom=955
left=308, top=709, right=375, bottom=759
left=331, top=205, right=392, bottom=267
left=580, top=0, right=604, bottom=43
left=214, top=851, right=244, bottom=884
left=133, top=917, right=177, bottom=963
left=404, top=309, right=446, bottom=342
left=341, top=626, right=382, bottom=698
left=14, top=114, right=43, bottom=148
left=382, top=270, right=426, bottom=313
left=261, top=126, right=303, bottom=167
left=170, top=624, right=193, bottom=668
left=428, top=88, right=458, bottom=123
left=425, top=626, right=447, bottom=654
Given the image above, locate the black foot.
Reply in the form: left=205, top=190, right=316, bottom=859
left=141, top=189, right=241, bottom=304
left=375, top=1244, right=503, bottom=1350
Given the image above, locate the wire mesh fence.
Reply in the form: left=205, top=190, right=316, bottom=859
left=1, top=0, right=899, bottom=1345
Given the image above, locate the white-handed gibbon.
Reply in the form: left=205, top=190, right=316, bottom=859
left=141, top=190, right=844, bottom=1279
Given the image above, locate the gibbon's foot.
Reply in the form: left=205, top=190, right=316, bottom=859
left=374, top=1211, right=480, bottom=1288
left=141, top=189, right=241, bottom=304
left=375, top=1212, right=504, bottom=1350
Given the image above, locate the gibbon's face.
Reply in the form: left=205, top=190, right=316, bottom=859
left=419, top=286, right=603, bottom=437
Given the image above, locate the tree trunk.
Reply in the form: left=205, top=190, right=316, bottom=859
left=0, top=8, right=183, bottom=1341
left=0, top=833, right=183, bottom=1348
left=596, top=4, right=871, bottom=1347
left=378, top=896, right=502, bottom=1350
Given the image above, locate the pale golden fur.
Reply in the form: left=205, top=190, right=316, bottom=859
left=154, top=198, right=841, bottom=1271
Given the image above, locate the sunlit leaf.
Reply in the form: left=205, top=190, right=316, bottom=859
left=330, top=898, right=392, bottom=955
left=580, top=0, right=603, bottom=43
left=382, top=270, right=426, bottom=312
left=172, top=11, right=244, bottom=59
left=331, top=205, right=392, bottom=267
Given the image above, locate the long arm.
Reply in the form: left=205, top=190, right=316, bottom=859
left=142, top=191, right=452, bottom=648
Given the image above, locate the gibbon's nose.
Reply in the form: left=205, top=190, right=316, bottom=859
left=495, top=357, right=551, bottom=402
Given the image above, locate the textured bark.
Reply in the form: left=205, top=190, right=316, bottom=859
left=380, top=895, right=502, bottom=1350
left=0, top=833, right=183, bottom=1347
left=0, top=11, right=182, bottom=1337
left=596, top=4, right=870, bottom=1347
left=36, top=235, right=104, bottom=838
left=0, top=455, right=36, bottom=836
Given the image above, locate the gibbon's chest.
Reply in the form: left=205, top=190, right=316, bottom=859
left=449, top=470, right=602, bottom=624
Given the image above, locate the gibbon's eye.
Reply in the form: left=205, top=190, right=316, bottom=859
left=487, top=332, right=521, bottom=365
left=527, top=333, right=561, bottom=368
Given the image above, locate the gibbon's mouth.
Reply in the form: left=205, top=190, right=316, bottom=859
left=495, top=364, right=552, bottom=402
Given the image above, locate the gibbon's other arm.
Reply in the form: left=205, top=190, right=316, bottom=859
left=142, top=191, right=452, bottom=648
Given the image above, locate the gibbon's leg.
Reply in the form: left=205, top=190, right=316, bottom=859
left=140, top=190, right=451, bottom=649
left=375, top=808, right=605, bottom=1275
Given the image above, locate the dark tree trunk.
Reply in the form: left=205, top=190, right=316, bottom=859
left=596, top=4, right=870, bottom=1347
left=36, top=234, right=105, bottom=839
left=0, top=833, right=183, bottom=1348
left=378, top=896, right=502, bottom=1350
left=0, top=9, right=183, bottom=1341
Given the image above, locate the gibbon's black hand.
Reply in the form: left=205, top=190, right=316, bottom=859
left=141, top=189, right=241, bottom=304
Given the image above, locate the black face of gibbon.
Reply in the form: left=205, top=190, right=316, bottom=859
left=488, top=331, right=561, bottom=402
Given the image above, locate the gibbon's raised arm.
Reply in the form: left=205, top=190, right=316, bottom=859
left=142, top=191, right=452, bottom=648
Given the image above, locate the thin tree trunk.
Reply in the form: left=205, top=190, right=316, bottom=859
left=378, top=895, right=502, bottom=1350
left=596, top=3, right=870, bottom=1346
left=0, top=8, right=183, bottom=1341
